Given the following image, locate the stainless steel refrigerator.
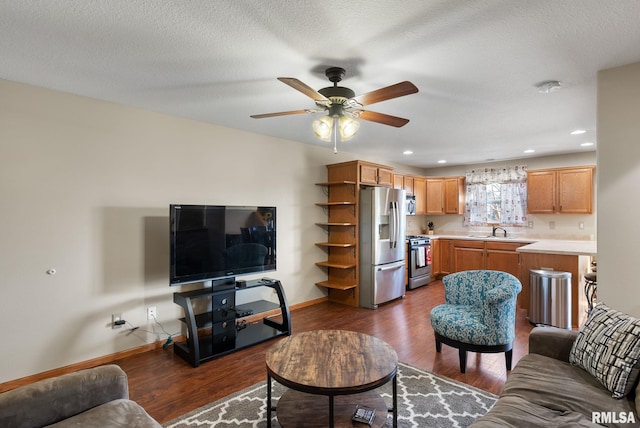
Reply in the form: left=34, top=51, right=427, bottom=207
left=359, top=187, right=407, bottom=309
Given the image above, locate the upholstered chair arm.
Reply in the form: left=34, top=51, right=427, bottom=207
left=481, top=280, right=520, bottom=343
left=0, top=365, right=129, bottom=427
left=485, top=284, right=514, bottom=305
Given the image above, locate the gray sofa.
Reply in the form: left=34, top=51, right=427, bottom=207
left=0, top=364, right=161, bottom=428
left=472, top=326, right=639, bottom=427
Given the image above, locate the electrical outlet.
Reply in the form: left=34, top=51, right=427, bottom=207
left=579, top=221, right=584, bottom=230
left=147, top=306, right=156, bottom=320
left=528, top=221, right=533, bottom=228
left=112, top=313, right=123, bottom=329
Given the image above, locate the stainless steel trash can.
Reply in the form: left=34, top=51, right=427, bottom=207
left=529, top=269, right=572, bottom=329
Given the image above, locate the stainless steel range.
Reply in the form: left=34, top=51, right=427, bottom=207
left=407, top=236, right=432, bottom=289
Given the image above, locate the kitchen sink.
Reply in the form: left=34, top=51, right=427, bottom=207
left=467, top=235, right=516, bottom=239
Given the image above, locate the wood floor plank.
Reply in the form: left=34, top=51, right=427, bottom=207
left=113, top=280, right=533, bottom=424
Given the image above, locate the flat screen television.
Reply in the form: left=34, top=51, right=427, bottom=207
left=170, top=204, right=276, bottom=286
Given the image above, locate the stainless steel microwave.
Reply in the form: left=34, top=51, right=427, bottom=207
left=406, top=195, right=416, bottom=215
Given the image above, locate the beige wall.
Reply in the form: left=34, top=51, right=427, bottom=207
left=596, top=61, right=640, bottom=317
left=0, top=79, right=418, bottom=383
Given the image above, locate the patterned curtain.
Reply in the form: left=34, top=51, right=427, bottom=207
left=464, top=165, right=527, bottom=226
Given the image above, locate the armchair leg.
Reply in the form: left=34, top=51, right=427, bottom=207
left=505, top=349, right=513, bottom=371
left=459, top=349, right=467, bottom=373
left=435, top=338, right=442, bottom=352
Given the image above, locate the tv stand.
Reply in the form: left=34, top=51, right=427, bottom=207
left=173, top=278, right=291, bottom=367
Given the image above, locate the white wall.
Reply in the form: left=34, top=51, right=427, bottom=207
left=406, top=152, right=597, bottom=239
left=0, top=79, right=413, bottom=382
left=596, top=61, right=640, bottom=317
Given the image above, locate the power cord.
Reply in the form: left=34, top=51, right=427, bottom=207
left=125, top=316, right=179, bottom=349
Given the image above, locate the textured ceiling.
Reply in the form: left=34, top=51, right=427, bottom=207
left=2, top=1, right=640, bottom=168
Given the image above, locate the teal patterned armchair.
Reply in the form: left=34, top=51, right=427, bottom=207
left=430, top=270, right=522, bottom=373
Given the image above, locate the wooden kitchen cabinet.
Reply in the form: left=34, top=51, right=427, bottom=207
left=393, top=173, right=404, bottom=190
left=425, top=178, right=445, bottom=214
left=432, top=238, right=453, bottom=278
left=453, top=240, right=485, bottom=271
left=527, top=166, right=594, bottom=214
left=448, top=239, right=527, bottom=281
left=403, top=175, right=414, bottom=196
left=413, top=176, right=426, bottom=214
left=444, top=177, right=465, bottom=214
left=360, top=163, right=393, bottom=187
left=425, top=176, right=465, bottom=215
left=485, top=241, right=525, bottom=280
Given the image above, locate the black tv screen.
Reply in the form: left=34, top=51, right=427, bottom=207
left=170, top=205, right=276, bottom=285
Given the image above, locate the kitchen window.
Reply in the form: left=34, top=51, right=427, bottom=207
left=464, top=166, right=527, bottom=226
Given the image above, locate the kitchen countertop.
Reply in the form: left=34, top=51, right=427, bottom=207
left=423, top=234, right=596, bottom=256
left=514, top=239, right=596, bottom=256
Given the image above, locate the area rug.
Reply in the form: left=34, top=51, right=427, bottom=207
left=162, top=362, right=497, bottom=427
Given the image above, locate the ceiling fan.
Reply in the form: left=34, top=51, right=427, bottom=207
left=251, top=67, right=418, bottom=153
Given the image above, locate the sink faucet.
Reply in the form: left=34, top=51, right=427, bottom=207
left=492, top=226, right=507, bottom=237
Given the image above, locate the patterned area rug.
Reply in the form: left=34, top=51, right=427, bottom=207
left=163, top=362, right=497, bottom=427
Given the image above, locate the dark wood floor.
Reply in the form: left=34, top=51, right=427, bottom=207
left=114, top=280, right=533, bottom=424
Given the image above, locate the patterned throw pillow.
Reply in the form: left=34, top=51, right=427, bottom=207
left=569, top=302, right=640, bottom=398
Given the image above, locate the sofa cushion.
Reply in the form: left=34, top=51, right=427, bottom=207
left=470, top=395, right=596, bottom=427
left=497, top=353, right=637, bottom=428
left=569, top=302, right=640, bottom=398
left=46, top=399, right=162, bottom=428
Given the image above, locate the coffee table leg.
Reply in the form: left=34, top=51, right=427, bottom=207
left=267, top=373, right=272, bottom=428
left=393, top=373, right=398, bottom=428
left=329, top=395, right=334, bottom=428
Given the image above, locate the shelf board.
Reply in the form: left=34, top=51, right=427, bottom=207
left=315, top=181, right=357, bottom=186
left=315, top=202, right=356, bottom=207
left=315, top=222, right=357, bottom=227
left=315, top=261, right=357, bottom=269
left=174, top=323, right=288, bottom=364
left=315, top=281, right=358, bottom=291
left=315, top=242, right=356, bottom=248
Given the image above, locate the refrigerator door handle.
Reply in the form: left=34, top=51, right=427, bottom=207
left=377, top=264, right=404, bottom=272
left=389, top=201, right=397, bottom=248
left=394, top=201, right=400, bottom=248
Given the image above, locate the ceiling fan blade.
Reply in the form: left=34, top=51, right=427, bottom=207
left=250, top=109, right=310, bottom=119
left=358, top=110, right=410, bottom=127
left=352, top=81, right=418, bottom=106
left=278, top=77, right=330, bottom=102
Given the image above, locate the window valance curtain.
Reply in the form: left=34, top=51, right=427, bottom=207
left=465, top=165, right=527, bottom=184
left=464, top=165, right=527, bottom=226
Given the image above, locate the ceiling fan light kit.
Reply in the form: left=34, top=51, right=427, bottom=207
left=251, top=67, right=418, bottom=153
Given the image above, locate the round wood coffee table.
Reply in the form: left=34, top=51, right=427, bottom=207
left=265, top=330, right=398, bottom=428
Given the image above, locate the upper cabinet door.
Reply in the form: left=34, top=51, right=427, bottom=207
left=425, top=178, right=445, bottom=214
left=527, top=166, right=594, bottom=214
left=558, top=168, right=593, bottom=214
left=527, top=170, right=556, bottom=213
left=444, top=177, right=465, bottom=214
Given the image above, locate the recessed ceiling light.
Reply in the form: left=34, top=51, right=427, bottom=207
left=571, top=129, right=586, bottom=135
left=403, top=150, right=413, bottom=155
left=580, top=142, right=595, bottom=147
left=524, top=149, right=535, bottom=154
left=437, top=160, right=447, bottom=164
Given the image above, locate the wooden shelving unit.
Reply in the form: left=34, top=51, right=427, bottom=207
left=314, top=160, right=394, bottom=306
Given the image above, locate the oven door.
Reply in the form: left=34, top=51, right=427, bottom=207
left=408, top=245, right=432, bottom=289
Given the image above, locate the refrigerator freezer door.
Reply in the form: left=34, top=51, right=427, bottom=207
left=361, top=187, right=406, bottom=266
left=360, top=260, right=406, bottom=309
